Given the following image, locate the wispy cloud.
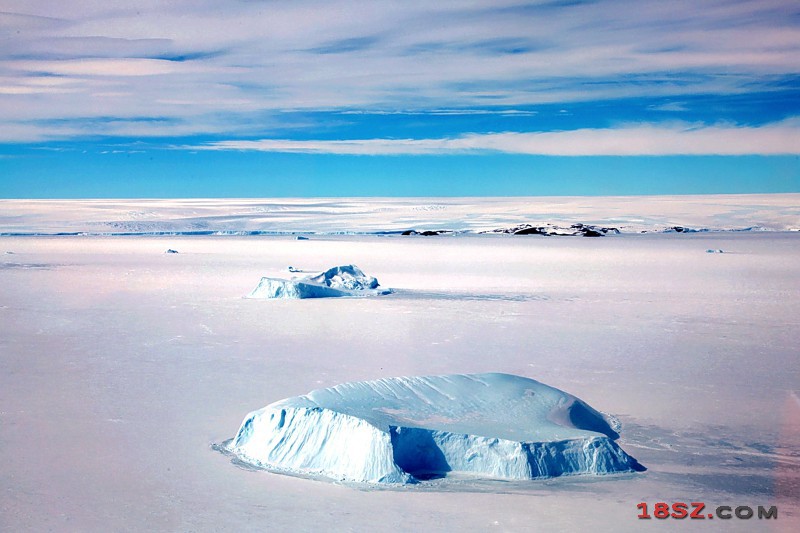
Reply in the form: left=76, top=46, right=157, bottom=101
left=188, top=119, right=800, bottom=156
left=0, top=1, right=798, bottom=141
left=648, top=102, right=689, bottom=112
left=336, top=109, right=538, bottom=116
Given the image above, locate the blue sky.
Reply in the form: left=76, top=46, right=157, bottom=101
left=0, top=0, right=798, bottom=197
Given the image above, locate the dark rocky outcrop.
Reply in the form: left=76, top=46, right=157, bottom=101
left=487, top=223, right=620, bottom=237
left=401, top=230, right=452, bottom=236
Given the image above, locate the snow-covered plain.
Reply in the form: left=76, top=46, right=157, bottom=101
left=1, top=196, right=799, bottom=531
left=1, top=194, right=799, bottom=235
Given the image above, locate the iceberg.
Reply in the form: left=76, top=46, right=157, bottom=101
left=247, top=264, right=392, bottom=299
left=227, top=373, right=643, bottom=484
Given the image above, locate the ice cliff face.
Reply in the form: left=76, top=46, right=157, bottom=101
left=228, top=373, right=643, bottom=483
left=247, top=264, right=392, bottom=299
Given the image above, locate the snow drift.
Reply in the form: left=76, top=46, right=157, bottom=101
left=247, top=264, right=392, bottom=299
left=227, top=373, right=643, bottom=483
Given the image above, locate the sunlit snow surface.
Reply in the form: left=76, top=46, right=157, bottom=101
left=228, top=373, right=642, bottom=483
left=1, top=197, right=798, bottom=531
left=1, top=194, right=798, bottom=235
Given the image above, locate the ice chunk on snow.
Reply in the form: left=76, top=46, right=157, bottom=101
left=247, top=264, right=392, bottom=299
left=307, top=265, right=381, bottom=291
left=227, top=373, right=643, bottom=483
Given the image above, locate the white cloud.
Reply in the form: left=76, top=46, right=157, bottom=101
left=5, top=58, right=244, bottom=78
left=0, top=1, right=798, bottom=141
left=189, top=119, right=800, bottom=156
left=648, top=102, right=689, bottom=112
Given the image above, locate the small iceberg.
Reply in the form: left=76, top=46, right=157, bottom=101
left=247, top=264, right=392, bottom=299
left=227, top=373, right=643, bottom=483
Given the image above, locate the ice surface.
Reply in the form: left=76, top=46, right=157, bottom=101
left=247, top=264, right=392, bottom=299
left=228, top=373, right=643, bottom=483
left=1, top=194, right=798, bottom=234
left=2, top=229, right=799, bottom=531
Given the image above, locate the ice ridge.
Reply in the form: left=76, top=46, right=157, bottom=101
left=247, top=264, right=392, bottom=299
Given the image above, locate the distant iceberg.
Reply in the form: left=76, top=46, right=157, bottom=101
left=227, top=373, right=643, bottom=483
left=247, top=264, right=392, bottom=299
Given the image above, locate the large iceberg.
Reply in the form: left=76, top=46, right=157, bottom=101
left=247, top=264, right=392, bottom=299
left=227, top=373, right=643, bottom=484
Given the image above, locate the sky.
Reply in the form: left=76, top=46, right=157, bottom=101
left=0, top=0, right=798, bottom=198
